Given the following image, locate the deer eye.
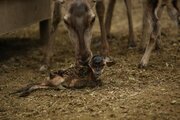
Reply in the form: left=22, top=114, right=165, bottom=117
left=90, top=16, right=96, bottom=26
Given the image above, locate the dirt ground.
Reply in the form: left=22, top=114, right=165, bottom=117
left=0, top=1, right=179, bottom=120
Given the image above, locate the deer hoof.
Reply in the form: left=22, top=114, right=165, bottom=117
left=128, top=40, right=136, bottom=49
left=138, top=47, right=146, bottom=54
left=138, top=62, right=147, bottom=69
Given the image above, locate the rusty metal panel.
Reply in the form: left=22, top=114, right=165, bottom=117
left=0, top=0, right=52, bottom=35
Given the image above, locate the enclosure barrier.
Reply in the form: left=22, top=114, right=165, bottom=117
left=0, top=0, right=53, bottom=43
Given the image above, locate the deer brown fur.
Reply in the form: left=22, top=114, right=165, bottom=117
left=139, top=0, right=180, bottom=68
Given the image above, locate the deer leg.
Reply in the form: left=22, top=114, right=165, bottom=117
left=40, top=19, right=51, bottom=71
left=139, top=21, right=161, bottom=68
left=96, top=0, right=109, bottom=57
left=139, top=1, right=151, bottom=52
left=40, top=2, right=61, bottom=71
left=166, top=0, right=180, bottom=34
left=154, top=6, right=164, bottom=51
left=105, top=0, right=116, bottom=38
left=140, top=0, right=164, bottom=52
left=124, top=0, right=136, bottom=48
left=139, top=2, right=161, bottom=68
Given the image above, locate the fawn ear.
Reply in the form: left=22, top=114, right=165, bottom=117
left=104, top=57, right=116, bottom=67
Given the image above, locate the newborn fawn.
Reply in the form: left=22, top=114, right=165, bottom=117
left=13, top=55, right=109, bottom=97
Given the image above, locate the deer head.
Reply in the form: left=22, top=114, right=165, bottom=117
left=62, top=0, right=96, bottom=66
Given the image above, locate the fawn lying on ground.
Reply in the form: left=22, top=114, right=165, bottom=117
left=12, top=55, right=111, bottom=97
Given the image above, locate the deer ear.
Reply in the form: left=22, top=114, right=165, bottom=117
left=87, top=0, right=96, bottom=8
left=59, top=0, right=73, bottom=11
left=104, top=57, right=116, bottom=67
left=90, top=15, right=96, bottom=25
left=63, top=14, right=70, bottom=27
left=88, top=10, right=96, bottom=26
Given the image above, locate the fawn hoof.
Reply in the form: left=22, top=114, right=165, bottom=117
left=19, top=91, right=31, bottom=97
left=105, top=56, right=116, bottom=67
left=39, top=65, right=49, bottom=72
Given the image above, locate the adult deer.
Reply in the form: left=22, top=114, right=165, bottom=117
left=139, top=0, right=180, bottom=68
left=41, top=0, right=135, bottom=70
left=41, top=0, right=96, bottom=70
